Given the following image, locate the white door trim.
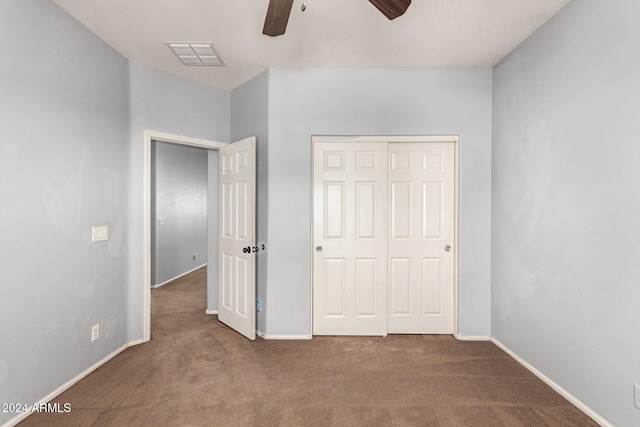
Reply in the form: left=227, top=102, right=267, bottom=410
left=142, top=130, right=226, bottom=343
left=310, top=135, right=460, bottom=336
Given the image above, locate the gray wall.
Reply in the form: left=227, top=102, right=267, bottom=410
left=492, top=1, right=640, bottom=425
left=231, top=71, right=269, bottom=333
left=266, top=68, right=493, bottom=337
left=127, top=62, right=230, bottom=340
left=0, top=1, right=130, bottom=423
left=152, top=142, right=208, bottom=286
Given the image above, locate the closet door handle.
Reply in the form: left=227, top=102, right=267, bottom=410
left=316, top=246, right=323, bottom=253
left=445, top=245, right=451, bottom=252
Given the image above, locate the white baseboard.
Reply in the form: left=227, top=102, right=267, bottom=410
left=2, top=342, right=131, bottom=427
left=128, top=338, right=145, bottom=346
left=256, top=330, right=312, bottom=340
left=151, top=264, right=207, bottom=288
left=491, top=338, right=611, bottom=427
left=205, top=309, right=218, bottom=315
left=454, top=334, right=491, bottom=341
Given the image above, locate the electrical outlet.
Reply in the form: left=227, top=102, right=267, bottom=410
left=256, top=300, right=261, bottom=313
left=91, top=324, right=100, bottom=342
left=634, top=384, right=640, bottom=410
left=193, top=253, right=199, bottom=260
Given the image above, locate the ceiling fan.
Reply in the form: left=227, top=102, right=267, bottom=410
left=263, top=0, right=411, bottom=37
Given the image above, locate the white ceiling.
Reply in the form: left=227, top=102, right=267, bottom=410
left=52, top=0, right=570, bottom=90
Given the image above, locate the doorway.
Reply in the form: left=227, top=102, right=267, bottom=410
left=142, top=131, right=257, bottom=342
left=312, top=136, right=459, bottom=336
left=142, top=131, right=226, bottom=342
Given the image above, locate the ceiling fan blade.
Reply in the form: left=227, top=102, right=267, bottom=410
left=369, top=0, right=411, bottom=20
left=263, top=0, right=295, bottom=37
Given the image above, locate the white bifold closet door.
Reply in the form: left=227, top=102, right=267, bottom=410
left=313, top=140, right=455, bottom=336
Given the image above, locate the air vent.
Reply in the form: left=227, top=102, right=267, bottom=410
left=166, top=42, right=224, bottom=66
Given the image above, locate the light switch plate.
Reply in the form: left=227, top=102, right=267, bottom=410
left=91, top=226, right=109, bottom=242
left=91, top=324, right=100, bottom=342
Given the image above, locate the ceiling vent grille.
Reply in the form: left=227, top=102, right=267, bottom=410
left=166, top=42, right=224, bottom=66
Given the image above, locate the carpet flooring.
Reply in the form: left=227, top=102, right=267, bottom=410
left=20, top=267, right=596, bottom=426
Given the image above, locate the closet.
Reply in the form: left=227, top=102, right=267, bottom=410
left=312, top=137, right=456, bottom=336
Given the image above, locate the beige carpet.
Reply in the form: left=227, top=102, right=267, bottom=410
left=21, top=267, right=596, bottom=426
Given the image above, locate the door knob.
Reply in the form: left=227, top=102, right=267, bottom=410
left=445, top=245, right=451, bottom=252
left=316, top=246, right=323, bottom=253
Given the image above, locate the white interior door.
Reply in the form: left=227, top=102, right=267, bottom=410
left=218, top=137, right=256, bottom=340
left=388, top=142, right=455, bottom=334
left=313, top=142, right=388, bottom=335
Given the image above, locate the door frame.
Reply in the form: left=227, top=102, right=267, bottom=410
left=310, top=135, right=460, bottom=336
left=142, top=130, right=226, bottom=343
